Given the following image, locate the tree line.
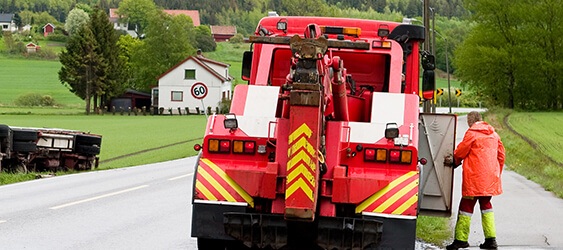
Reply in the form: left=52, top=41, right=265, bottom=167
left=6, top=0, right=563, bottom=111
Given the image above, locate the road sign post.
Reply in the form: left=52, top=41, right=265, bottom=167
left=191, top=82, right=209, bottom=119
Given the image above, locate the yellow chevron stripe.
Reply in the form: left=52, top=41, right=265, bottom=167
left=198, top=167, right=237, bottom=202
left=286, top=178, right=314, bottom=202
left=373, top=178, right=418, bottom=213
left=288, top=136, right=316, bottom=157
left=289, top=123, right=313, bottom=142
left=195, top=181, right=218, bottom=200
left=355, top=171, right=418, bottom=213
left=287, top=150, right=316, bottom=172
left=286, top=163, right=316, bottom=187
left=393, top=193, right=418, bottom=215
left=202, top=158, right=254, bottom=207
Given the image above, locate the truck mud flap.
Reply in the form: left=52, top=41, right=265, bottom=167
left=224, top=213, right=383, bottom=250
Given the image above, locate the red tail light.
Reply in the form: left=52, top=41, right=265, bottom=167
left=364, top=148, right=376, bottom=161
left=389, top=150, right=401, bottom=163
left=244, top=141, right=256, bottom=153
left=219, top=140, right=230, bottom=152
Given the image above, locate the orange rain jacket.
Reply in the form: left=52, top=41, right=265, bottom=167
left=454, top=121, right=506, bottom=196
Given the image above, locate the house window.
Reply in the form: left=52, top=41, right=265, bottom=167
left=171, top=91, right=183, bottom=102
left=185, top=69, right=196, bottom=79
left=2, top=24, right=8, bottom=30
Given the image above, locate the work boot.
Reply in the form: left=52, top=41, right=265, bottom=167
left=479, top=237, right=498, bottom=249
left=446, top=239, right=469, bottom=250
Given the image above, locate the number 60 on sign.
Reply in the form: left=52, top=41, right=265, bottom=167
left=191, top=82, right=208, bottom=100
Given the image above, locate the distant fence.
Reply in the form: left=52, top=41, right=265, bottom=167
left=99, top=106, right=221, bottom=116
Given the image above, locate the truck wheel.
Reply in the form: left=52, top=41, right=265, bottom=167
left=75, top=145, right=101, bottom=155
left=0, top=125, right=10, bottom=138
left=12, top=141, right=37, bottom=152
left=75, top=134, right=102, bottom=146
left=197, top=238, right=226, bottom=250
left=12, top=129, right=38, bottom=141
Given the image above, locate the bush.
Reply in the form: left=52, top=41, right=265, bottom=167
left=219, top=99, right=232, bottom=114
left=14, top=93, right=57, bottom=107
left=229, top=33, right=244, bottom=44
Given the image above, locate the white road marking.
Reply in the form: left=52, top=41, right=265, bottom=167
left=0, top=220, right=6, bottom=224
left=168, top=173, right=193, bottom=181
left=49, top=185, right=149, bottom=210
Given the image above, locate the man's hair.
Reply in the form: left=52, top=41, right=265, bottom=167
left=467, top=111, right=482, bottom=127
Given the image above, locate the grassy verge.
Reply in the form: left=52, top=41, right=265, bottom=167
left=487, top=109, right=563, bottom=198
left=417, top=216, right=451, bottom=246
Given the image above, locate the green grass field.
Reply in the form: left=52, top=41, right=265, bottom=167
left=0, top=55, right=83, bottom=107
left=204, top=42, right=250, bottom=85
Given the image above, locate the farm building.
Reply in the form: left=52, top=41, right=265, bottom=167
left=0, top=13, right=16, bottom=32
left=154, top=55, right=232, bottom=115
left=43, top=23, right=55, bottom=37
left=109, top=89, right=151, bottom=112
left=26, top=42, right=40, bottom=53
left=210, top=25, right=237, bottom=42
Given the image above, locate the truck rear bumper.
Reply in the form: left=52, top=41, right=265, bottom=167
left=224, top=212, right=383, bottom=250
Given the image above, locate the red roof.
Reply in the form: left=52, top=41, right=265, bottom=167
left=108, top=8, right=200, bottom=26
left=163, top=10, right=200, bottom=26
left=210, top=25, right=237, bottom=35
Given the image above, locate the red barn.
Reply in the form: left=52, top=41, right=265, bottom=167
left=210, top=25, right=237, bottom=42
left=43, top=23, right=55, bottom=37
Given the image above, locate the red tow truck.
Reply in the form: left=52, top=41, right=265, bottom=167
left=191, top=15, right=457, bottom=249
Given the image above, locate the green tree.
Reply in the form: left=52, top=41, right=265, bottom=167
left=194, top=25, right=216, bottom=52
left=59, top=24, right=103, bottom=114
left=65, top=8, right=90, bottom=35
left=130, top=11, right=196, bottom=91
left=117, top=34, right=143, bottom=90
left=13, top=13, right=22, bottom=29
left=455, top=0, right=528, bottom=109
left=89, top=6, right=126, bottom=111
left=117, top=0, right=157, bottom=35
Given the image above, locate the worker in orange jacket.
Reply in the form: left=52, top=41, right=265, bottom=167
left=446, top=111, right=506, bottom=250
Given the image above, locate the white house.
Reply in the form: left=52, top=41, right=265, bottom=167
left=155, top=55, right=232, bottom=114
left=0, top=13, right=16, bottom=32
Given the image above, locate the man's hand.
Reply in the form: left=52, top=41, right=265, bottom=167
left=444, top=154, right=457, bottom=168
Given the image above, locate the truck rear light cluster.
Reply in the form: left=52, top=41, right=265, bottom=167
left=208, top=139, right=231, bottom=153
left=364, top=148, right=412, bottom=164
left=389, top=149, right=412, bottom=164
left=364, top=148, right=387, bottom=162
left=207, top=139, right=256, bottom=154
left=233, top=140, right=256, bottom=154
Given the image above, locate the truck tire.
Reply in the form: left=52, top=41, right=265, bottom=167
left=75, top=145, right=100, bottom=155
left=12, top=129, right=38, bottom=141
left=12, top=141, right=37, bottom=152
left=0, top=125, right=10, bottom=138
left=75, top=134, right=102, bottom=146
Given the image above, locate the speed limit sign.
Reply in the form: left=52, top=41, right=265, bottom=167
left=191, top=82, right=208, bottom=100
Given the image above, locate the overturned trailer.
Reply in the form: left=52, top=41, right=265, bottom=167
left=0, top=124, right=102, bottom=173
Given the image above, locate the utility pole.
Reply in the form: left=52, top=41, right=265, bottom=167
left=422, top=0, right=432, bottom=113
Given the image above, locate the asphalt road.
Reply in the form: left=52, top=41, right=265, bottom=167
left=0, top=157, right=199, bottom=249
left=0, top=112, right=561, bottom=250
